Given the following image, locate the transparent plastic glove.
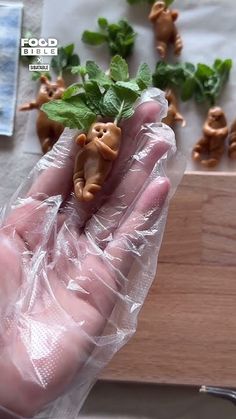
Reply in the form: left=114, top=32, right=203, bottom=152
left=0, top=89, right=179, bottom=419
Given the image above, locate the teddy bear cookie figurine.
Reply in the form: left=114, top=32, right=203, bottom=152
left=73, top=122, right=121, bottom=201
left=19, top=75, right=65, bottom=154
left=149, top=0, right=183, bottom=59
left=228, top=119, right=236, bottom=159
left=192, top=107, right=228, bottom=168
left=162, top=89, right=185, bottom=128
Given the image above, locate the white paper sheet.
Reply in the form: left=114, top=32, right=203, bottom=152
left=23, top=0, right=236, bottom=172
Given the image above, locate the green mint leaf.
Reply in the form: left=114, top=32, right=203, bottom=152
left=152, top=59, right=232, bottom=106
left=83, top=18, right=136, bottom=58
left=116, top=80, right=140, bottom=92
left=82, top=31, right=107, bottom=45
left=51, top=44, right=80, bottom=75
left=102, top=84, right=138, bottom=122
left=62, top=84, right=82, bottom=100
left=110, top=55, right=129, bottom=81
left=51, top=47, right=67, bottom=74
left=71, top=65, right=87, bottom=76
left=195, top=63, right=215, bottom=81
left=213, top=58, right=232, bottom=76
left=152, top=61, right=173, bottom=89
left=63, top=43, right=74, bottom=57
left=181, top=78, right=196, bottom=101
left=67, top=54, right=80, bottom=67
left=41, top=98, right=96, bottom=131
left=184, top=62, right=195, bottom=74
left=84, top=81, right=103, bottom=114
left=98, top=17, right=108, bottom=29
left=136, top=63, right=152, bottom=89
left=86, top=61, right=111, bottom=87
left=107, top=20, right=136, bottom=58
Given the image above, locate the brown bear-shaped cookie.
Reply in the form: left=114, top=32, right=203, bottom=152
left=149, top=1, right=183, bottom=59
left=192, top=107, right=228, bottom=168
left=73, top=122, right=121, bottom=201
left=19, top=75, right=65, bottom=154
left=228, top=119, right=236, bottom=159
left=163, top=89, right=185, bottom=128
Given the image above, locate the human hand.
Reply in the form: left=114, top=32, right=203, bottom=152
left=0, top=91, right=176, bottom=419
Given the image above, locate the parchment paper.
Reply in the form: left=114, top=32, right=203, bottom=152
left=23, top=0, right=236, bottom=172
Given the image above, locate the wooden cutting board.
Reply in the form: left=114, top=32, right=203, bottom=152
left=102, top=172, right=236, bottom=387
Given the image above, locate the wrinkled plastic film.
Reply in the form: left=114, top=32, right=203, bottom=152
left=0, top=88, right=185, bottom=419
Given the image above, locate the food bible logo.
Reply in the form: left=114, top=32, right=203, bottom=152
left=20, top=37, right=58, bottom=73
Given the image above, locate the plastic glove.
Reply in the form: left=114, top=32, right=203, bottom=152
left=0, top=89, right=177, bottom=419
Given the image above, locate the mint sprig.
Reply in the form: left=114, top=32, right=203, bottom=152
left=82, top=18, right=136, bottom=59
left=51, top=44, right=80, bottom=76
left=42, top=55, right=152, bottom=130
left=152, top=59, right=232, bottom=106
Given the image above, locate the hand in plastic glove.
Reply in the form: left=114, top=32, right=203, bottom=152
left=0, top=92, right=175, bottom=419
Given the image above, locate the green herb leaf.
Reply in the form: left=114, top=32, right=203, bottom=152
left=98, top=17, right=108, bottom=29
left=41, top=97, right=96, bottom=130
left=51, top=44, right=80, bottom=75
left=86, top=61, right=111, bottom=87
left=136, top=62, right=152, bottom=89
left=41, top=56, right=151, bottom=130
left=107, top=20, right=136, bottom=58
left=102, top=84, right=139, bottom=122
left=64, top=43, right=74, bottom=57
left=195, top=63, right=215, bottom=80
left=110, top=55, right=129, bottom=81
left=84, top=82, right=103, bottom=114
left=82, top=18, right=136, bottom=59
left=116, top=80, right=140, bottom=92
left=181, top=77, right=196, bottom=101
left=71, top=65, right=87, bottom=76
left=51, top=48, right=67, bottom=74
left=82, top=31, right=107, bottom=45
left=67, top=54, right=80, bottom=67
left=62, top=84, right=82, bottom=100
left=152, top=59, right=232, bottom=106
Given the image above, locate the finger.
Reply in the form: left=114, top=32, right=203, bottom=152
left=85, top=124, right=174, bottom=247
left=3, top=196, right=62, bottom=252
left=104, top=178, right=170, bottom=277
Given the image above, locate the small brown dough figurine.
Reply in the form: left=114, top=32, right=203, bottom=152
left=149, top=1, right=183, bottom=59
left=73, top=122, right=121, bottom=201
left=19, top=75, right=65, bottom=154
left=162, top=89, right=185, bottom=128
left=192, top=107, right=228, bottom=168
left=228, top=119, right=236, bottom=159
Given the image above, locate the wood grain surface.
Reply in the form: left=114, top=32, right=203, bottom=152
left=102, top=172, right=236, bottom=387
